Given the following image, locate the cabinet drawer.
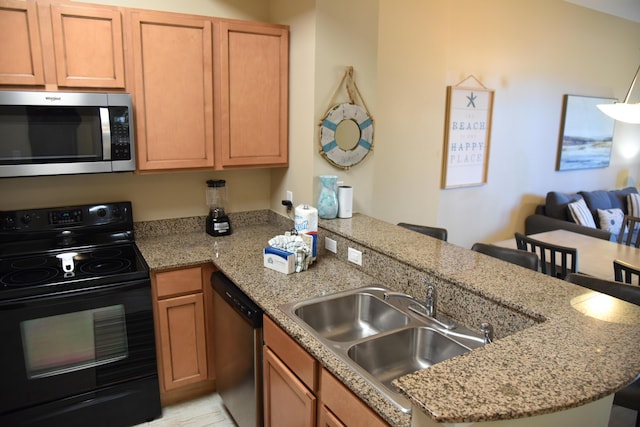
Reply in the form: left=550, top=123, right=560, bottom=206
left=155, top=266, right=203, bottom=298
left=320, top=367, right=388, bottom=427
left=263, top=315, right=318, bottom=392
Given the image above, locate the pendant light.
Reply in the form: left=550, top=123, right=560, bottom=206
left=597, top=64, right=640, bottom=124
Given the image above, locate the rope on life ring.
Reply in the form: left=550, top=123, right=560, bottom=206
left=318, top=66, right=374, bottom=170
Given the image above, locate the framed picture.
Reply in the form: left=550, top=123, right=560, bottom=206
left=441, top=85, right=494, bottom=189
left=556, top=95, right=616, bottom=171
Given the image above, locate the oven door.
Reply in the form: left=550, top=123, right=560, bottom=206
left=0, top=279, right=157, bottom=415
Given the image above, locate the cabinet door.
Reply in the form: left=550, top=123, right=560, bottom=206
left=0, top=0, right=45, bottom=86
left=130, top=11, right=214, bottom=171
left=319, top=367, right=389, bottom=427
left=318, top=405, right=346, bottom=427
left=50, top=4, right=125, bottom=88
left=157, top=293, right=208, bottom=391
left=263, top=347, right=316, bottom=427
left=217, top=21, right=288, bottom=168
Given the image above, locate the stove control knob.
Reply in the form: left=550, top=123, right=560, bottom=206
left=97, top=208, right=107, bottom=218
left=21, top=214, right=32, bottom=225
left=3, top=216, right=15, bottom=229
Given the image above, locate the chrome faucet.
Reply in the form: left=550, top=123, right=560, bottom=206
left=479, top=322, right=494, bottom=344
left=425, top=284, right=436, bottom=317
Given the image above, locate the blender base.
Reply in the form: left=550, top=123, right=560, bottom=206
left=206, top=215, right=231, bottom=236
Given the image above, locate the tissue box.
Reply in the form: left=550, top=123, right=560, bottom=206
left=263, top=246, right=296, bottom=274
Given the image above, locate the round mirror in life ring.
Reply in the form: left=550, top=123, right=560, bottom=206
left=319, top=103, right=373, bottom=169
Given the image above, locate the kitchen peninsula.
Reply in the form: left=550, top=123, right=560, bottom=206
left=135, top=211, right=640, bottom=426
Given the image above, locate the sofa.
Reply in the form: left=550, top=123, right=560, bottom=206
left=525, top=187, right=639, bottom=241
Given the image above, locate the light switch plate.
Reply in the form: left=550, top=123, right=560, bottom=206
left=348, top=247, right=362, bottom=266
left=325, top=237, right=337, bottom=253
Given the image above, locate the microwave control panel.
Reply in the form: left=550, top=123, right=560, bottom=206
left=109, top=106, right=132, bottom=160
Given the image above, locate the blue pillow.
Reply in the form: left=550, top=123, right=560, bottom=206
left=612, top=187, right=639, bottom=213
left=545, top=192, right=582, bottom=220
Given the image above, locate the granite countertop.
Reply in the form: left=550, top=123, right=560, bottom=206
left=135, top=211, right=640, bottom=426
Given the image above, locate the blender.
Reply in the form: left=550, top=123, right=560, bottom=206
left=206, top=179, right=231, bottom=236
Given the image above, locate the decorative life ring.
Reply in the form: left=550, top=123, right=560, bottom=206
left=319, top=103, right=374, bottom=169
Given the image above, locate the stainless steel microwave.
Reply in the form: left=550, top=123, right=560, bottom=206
left=0, top=91, right=136, bottom=178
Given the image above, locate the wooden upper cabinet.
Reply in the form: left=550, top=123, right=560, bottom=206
left=50, top=4, right=125, bottom=88
left=0, top=0, right=45, bottom=86
left=217, top=21, right=289, bottom=168
left=130, top=10, right=215, bottom=171
left=0, top=1, right=124, bottom=89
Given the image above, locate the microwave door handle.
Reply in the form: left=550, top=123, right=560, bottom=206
left=100, top=107, right=111, bottom=160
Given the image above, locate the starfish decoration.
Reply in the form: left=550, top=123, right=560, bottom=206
left=467, top=92, right=477, bottom=108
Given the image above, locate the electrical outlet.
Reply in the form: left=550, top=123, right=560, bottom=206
left=347, top=247, right=362, bottom=266
left=286, top=191, right=293, bottom=203
left=325, top=237, right=337, bottom=253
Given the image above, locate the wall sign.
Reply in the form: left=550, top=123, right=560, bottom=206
left=441, top=77, right=494, bottom=189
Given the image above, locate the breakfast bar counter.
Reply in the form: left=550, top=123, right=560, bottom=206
left=135, top=211, right=640, bottom=426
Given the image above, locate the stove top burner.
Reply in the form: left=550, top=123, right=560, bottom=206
left=0, top=244, right=148, bottom=296
left=2, top=267, right=60, bottom=287
left=0, top=202, right=148, bottom=301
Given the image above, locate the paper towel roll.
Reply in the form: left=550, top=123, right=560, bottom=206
left=338, top=186, right=353, bottom=218
left=294, top=204, right=318, bottom=232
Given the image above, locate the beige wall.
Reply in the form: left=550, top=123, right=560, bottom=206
left=373, top=0, right=640, bottom=247
left=2, top=0, right=639, bottom=249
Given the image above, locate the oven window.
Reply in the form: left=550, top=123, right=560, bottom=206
left=20, top=305, right=128, bottom=379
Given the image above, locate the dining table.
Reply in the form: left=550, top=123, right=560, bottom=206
left=493, top=229, right=640, bottom=281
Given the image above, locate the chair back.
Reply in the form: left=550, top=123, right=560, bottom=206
left=514, top=232, right=577, bottom=279
left=471, top=243, right=539, bottom=271
left=617, top=215, right=640, bottom=247
left=566, top=273, right=640, bottom=305
left=613, top=259, right=640, bottom=285
left=398, top=222, right=448, bottom=242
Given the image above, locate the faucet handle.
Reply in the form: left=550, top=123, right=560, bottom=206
left=425, top=284, right=436, bottom=316
left=479, top=322, right=494, bottom=344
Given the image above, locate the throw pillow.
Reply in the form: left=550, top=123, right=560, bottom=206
left=545, top=192, right=583, bottom=220
left=628, top=193, right=640, bottom=218
left=612, top=186, right=639, bottom=211
left=597, top=208, right=624, bottom=234
left=579, top=190, right=613, bottom=220
left=568, top=198, right=596, bottom=228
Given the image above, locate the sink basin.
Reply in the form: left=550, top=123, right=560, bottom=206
left=293, top=292, right=410, bottom=342
left=347, top=327, right=470, bottom=389
left=280, top=286, right=485, bottom=414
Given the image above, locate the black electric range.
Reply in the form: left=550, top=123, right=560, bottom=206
left=0, top=201, right=160, bottom=427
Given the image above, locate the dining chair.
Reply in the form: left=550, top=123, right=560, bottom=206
left=613, top=259, right=640, bottom=285
left=470, top=243, right=539, bottom=271
left=566, top=273, right=640, bottom=427
left=398, top=222, right=448, bottom=242
left=618, top=215, right=640, bottom=247
left=514, top=232, right=577, bottom=279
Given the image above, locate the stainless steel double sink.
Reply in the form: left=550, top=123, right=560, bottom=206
left=280, top=286, right=486, bottom=413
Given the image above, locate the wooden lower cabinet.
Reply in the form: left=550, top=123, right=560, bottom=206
left=318, top=367, right=389, bottom=427
left=318, top=405, right=346, bottom=427
left=152, top=264, right=216, bottom=404
left=264, top=347, right=316, bottom=427
left=263, top=315, right=389, bottom=427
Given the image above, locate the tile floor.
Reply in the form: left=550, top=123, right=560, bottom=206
left=135, top=393, right=236, bottom=427
left=136, top=393, right=635, bottom=427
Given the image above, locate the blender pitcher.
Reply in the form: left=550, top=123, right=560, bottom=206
left=206, top=179, right=231, bottom=236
